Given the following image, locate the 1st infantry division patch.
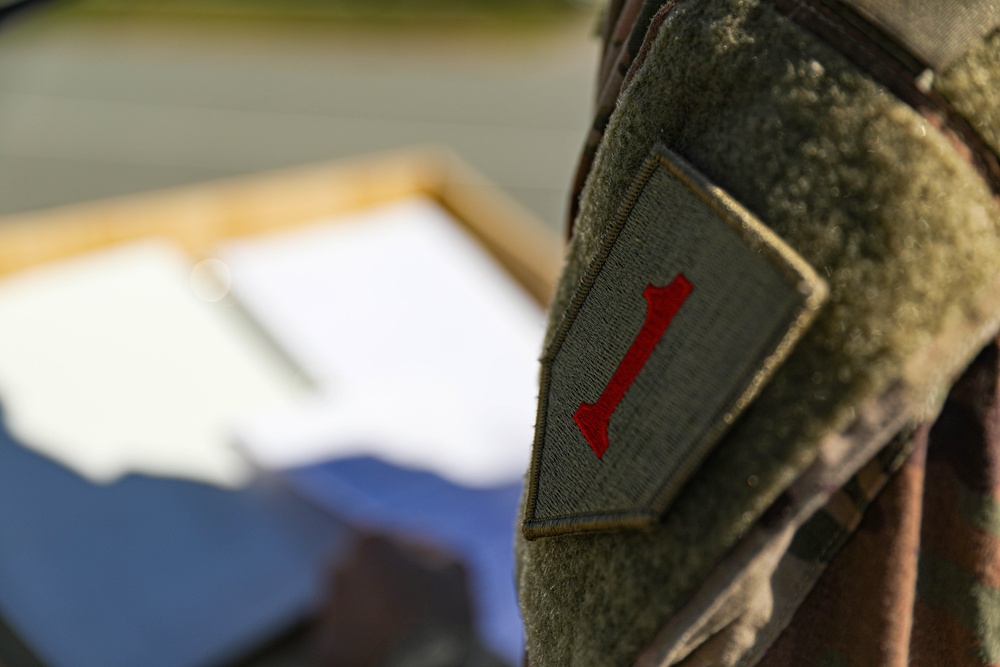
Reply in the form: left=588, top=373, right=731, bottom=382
left=523, top=145, right=828, bottom=539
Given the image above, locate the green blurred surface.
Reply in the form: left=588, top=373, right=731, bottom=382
left=67, top=0, right=591, bottom=23
left=0, top=1, right=598, bottom=229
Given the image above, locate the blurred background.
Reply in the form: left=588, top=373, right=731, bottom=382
left=0, top=0, right=599, bottom=228
left=0, top=2, right=600, bottom=666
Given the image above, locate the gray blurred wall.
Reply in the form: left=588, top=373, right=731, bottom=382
left=0, top=8, right=599, bottom=229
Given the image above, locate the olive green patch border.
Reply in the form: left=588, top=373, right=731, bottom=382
left=522, top=145, right=829, bottom=540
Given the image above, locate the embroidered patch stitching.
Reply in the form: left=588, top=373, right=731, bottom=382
left=574, top=274, right=694, bottom=459
left=523, top=145, right=828, bottom=539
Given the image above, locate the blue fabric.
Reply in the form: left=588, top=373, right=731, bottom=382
left=0, top=409, right=347, bottom=667
left=285, top=457, right=524, bottom=665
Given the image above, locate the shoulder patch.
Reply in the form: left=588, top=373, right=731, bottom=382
left=522, top=145, right=828, bottom=539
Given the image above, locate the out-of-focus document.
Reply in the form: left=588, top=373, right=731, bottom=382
left=0, top=240, right=304, bottom=488
left=225, top=196, right=547, bottom=487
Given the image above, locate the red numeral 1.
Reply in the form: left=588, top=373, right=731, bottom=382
left=573, top=273, right=693, bottom=458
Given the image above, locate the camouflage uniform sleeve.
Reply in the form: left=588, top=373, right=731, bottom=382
left=518, top=1, right=1000, bottom=665
left=757, top=337, right=1000, bottom=667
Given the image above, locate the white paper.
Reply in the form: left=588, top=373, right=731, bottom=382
left=225, top=196, right=546, bottom=487
left=0, top=240, right=305, bottom=487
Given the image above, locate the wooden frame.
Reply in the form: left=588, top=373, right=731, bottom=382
left=0, top=146, right=562, bottom=307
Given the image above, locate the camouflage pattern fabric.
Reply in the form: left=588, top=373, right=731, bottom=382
left=754, top=337, right=1000, bottom=667
left=631, top=338, right=1000, bottom=667
left=545, top=2, right=1000, bottom=664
